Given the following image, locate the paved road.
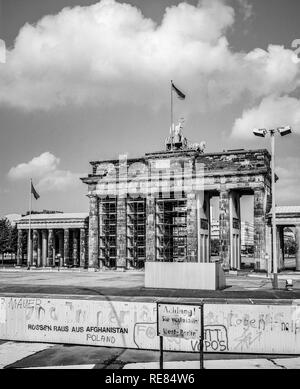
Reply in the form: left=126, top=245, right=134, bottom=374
left=0, top=340, right=299, bottom=369
left=0, top=269, right=299, bottom=299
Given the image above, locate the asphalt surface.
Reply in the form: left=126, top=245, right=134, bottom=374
left=2, top=284, right=300, bottom=300
left=2, top=342, right=298, bottom=369
left=0, top=269, right=299, bottom=300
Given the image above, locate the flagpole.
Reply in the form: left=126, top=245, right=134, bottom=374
left=27, top=178, right=32, bottom=268
left=171, top=80, right=173, bottom=150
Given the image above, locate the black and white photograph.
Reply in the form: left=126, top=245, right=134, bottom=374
left=0, top=0, right=300, bottom=377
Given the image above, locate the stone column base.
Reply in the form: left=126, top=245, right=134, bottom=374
left=88, top=267, right=99, bottom=272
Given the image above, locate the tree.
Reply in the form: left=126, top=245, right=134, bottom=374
left=211, top=239, right=220, bottom=255
left=0, top=218, right=11, bottom=261
left=0, top=218, right=20, bottom=263
left=8, top=224, right=18, bottom=254
left=285, top=238, right=296, bottom=256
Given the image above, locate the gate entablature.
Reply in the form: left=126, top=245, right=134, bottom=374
left=83, top=148, right=271, bottom=195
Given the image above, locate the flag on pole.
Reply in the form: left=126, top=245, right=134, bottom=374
left=31, top=182, right=40, bottom=200
left=171, top=81, right=186, bottom=100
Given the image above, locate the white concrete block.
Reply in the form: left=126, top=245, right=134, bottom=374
left=145, top=262, right=225, bottom=290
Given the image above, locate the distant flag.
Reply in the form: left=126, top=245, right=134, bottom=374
left=171, top=81, right=186, bottom=100
left=31, top=181, right=40, bottom=200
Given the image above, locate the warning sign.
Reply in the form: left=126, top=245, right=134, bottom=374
left=157, top=303, right=201, bottom=339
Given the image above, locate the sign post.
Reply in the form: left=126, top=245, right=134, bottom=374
left=159, top=335, right=163, bottom=369
left=157, top=301, right=204, bottom=369
left=200, top=304, right=204, bottom=369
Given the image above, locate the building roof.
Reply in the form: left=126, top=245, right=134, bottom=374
left=16, top=212, right=89, bottom=230
left=274, top=206, right=300, bottom=214
left=267, top=206, right=300, bottom=225
left=19, top=212, right=88, bottom=221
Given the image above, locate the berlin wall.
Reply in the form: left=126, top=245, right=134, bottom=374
left=1, top=295, right=300, bottom=354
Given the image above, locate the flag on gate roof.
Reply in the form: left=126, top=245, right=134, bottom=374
left=171, top=81, right=186, bottom=100
left=31, top=181, right=40, bottom=200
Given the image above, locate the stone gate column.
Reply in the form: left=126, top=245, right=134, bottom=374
left=32, top=229, right=38, bottom=267
left=58, top=231, right=64, bottom=266
left=47, top=229, right=55, bottom=266
left=219, top=188, right=230, bottom=270
left=295, top=225, right=300, bottom=271
left=63, top=228, right=70, bottom=267
left=277, top=226, right=285, bottom=271
left=42, top=230, right=48, bottom=267
left=80, top=228, right=87, bottom=268
left=196, top=192, right=210, bottom=263
left=253, top=187, right=267, bottom=272
left=146, top=195, right=155, bottom=262
left=17, top=229, right=23, bottom=266
left=229, top=191, right=241, bottom=270
left=187, top=192, right=197, bottom=262
left=88, top=195, right=99, bottom=269
left=72, top=230, right=79, bottom=267
left=116, top=197, right=127, bottom=269
left=37, top=231, right=42, bottom=267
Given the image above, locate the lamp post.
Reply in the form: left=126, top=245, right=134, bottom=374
left=253, top=126, right=292, bottom=289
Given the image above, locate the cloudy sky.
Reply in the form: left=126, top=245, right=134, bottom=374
left=0, top=0, right=299, bottom=218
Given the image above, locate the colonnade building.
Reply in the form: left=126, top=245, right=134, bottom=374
left=16, top=213, right=88, bottom=267
left=267, top=206, right=300, bottom=272
left=17, top=125, right=300, bottom=272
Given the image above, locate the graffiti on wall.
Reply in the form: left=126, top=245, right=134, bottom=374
left=1, top=297, right=300, bottom=354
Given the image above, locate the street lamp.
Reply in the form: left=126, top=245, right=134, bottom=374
left=253, top=126, right=292, bottom=289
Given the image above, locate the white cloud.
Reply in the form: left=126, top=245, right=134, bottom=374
left=0, top=188, right=9, bottom=195
left=231, top=95, right=300, bottom=138
left=8, top=152, right=59, bottom=179
left=276, top=157, right=300, bottom=204
left=37, top=170, right=82, bottom=192
left=8, top=152, right=81, bottom=191
left=0, top=0, right=299, bottom=111
left=231, top=95, right=300, bottom=204
left=0, top=39, right=6, bottom=64
left=235, top=0, right=253, bottom=20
